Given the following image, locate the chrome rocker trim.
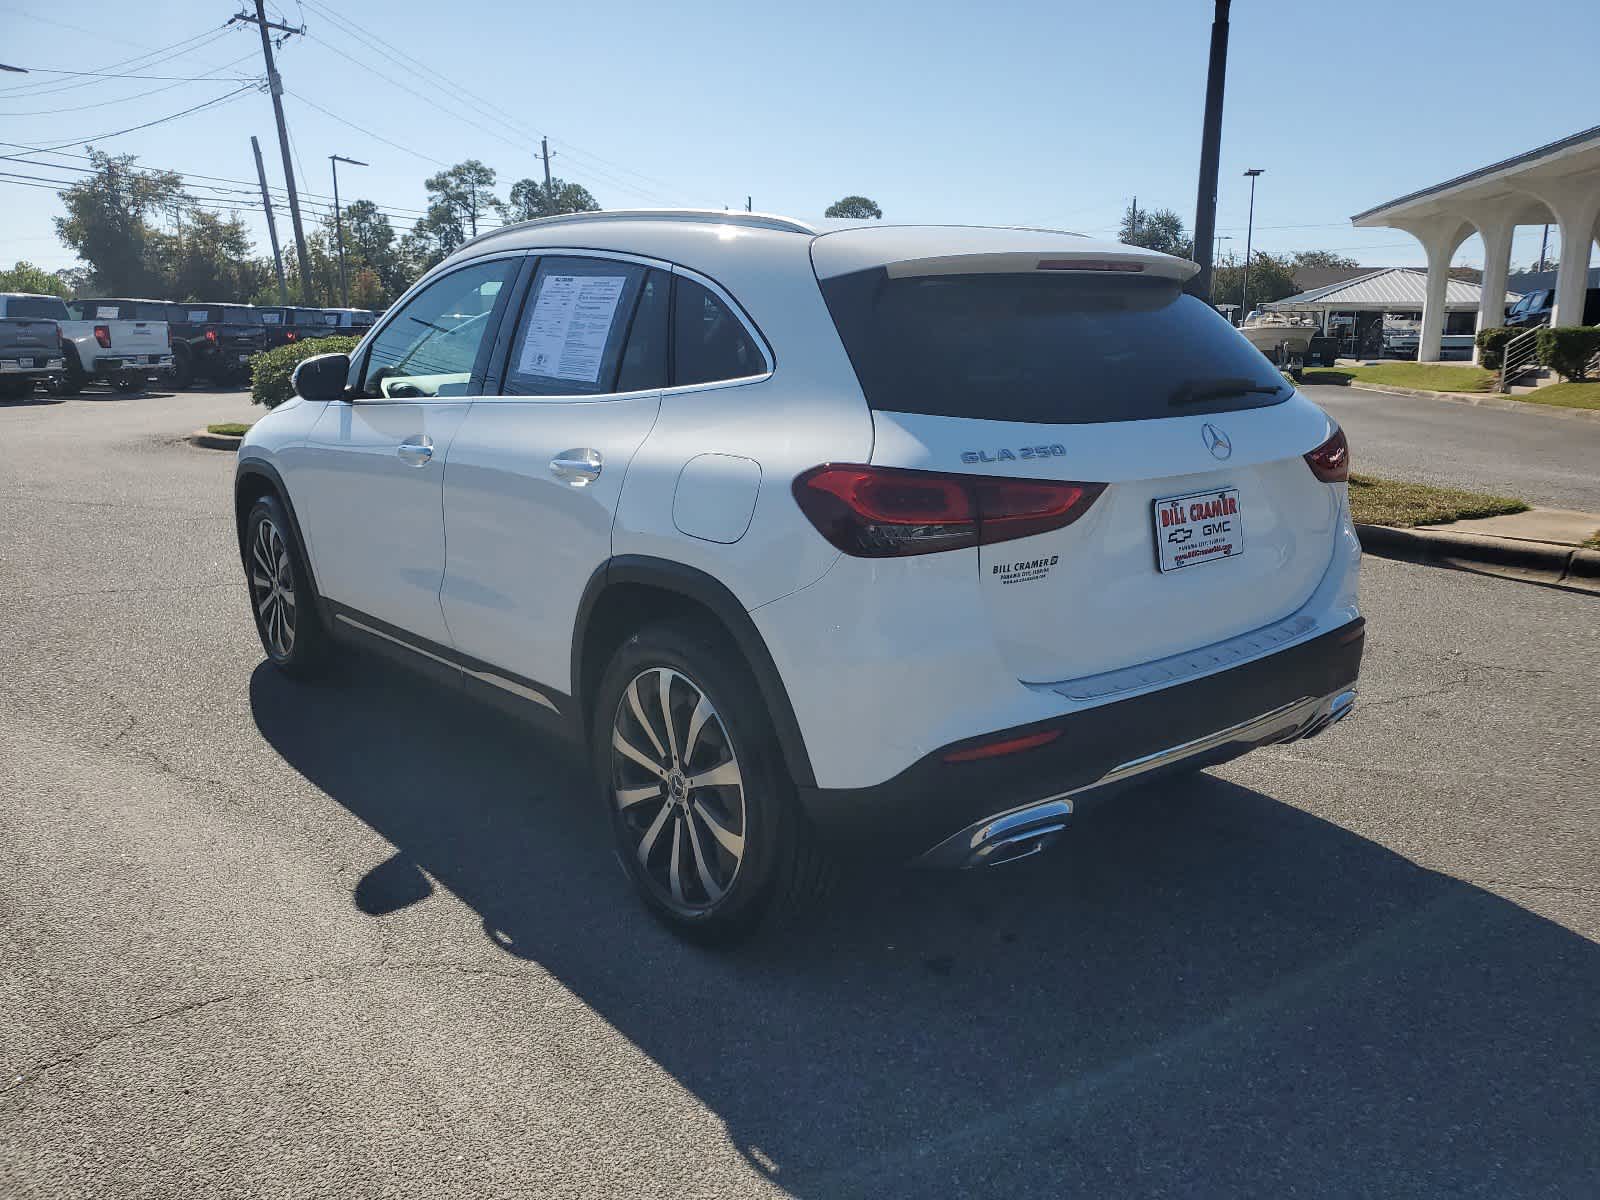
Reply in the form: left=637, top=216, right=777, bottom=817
left=919, top=688, right=1357, bottom=870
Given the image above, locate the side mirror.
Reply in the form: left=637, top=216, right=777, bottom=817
left=292, top=352, right=351, bottom=402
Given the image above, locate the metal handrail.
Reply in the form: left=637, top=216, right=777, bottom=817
left=1498, top=325, right=1545, bottom=392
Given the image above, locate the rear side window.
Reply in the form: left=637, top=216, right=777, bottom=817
left=7, top=296, right=69, bottom=320
left=819, top=269, right=1290, bottom=424
left=504, top=256, right=646, bottom=397
left=616, top=269, right=669, bottom=392
left=672, top=277, right=766, bottom=387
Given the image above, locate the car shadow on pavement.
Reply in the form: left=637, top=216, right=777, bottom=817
left=250, top=655, right=1600, bottom=1198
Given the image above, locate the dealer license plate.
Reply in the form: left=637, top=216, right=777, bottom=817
left=1153, top=487, right=1244, bottom=572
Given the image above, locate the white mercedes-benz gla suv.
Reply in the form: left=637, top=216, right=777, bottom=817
left=236, top=210, right=1362, bottom=943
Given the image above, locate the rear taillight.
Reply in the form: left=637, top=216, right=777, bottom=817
left=793, top=465, right=1105, bottom=558
left=53, top=322, right=63, bottom=348
left=93, top=324, right=111, bottom=349
left=205, top=328, right=217, bottom=343
left=1304, top=426, right=1349, bottom=483
left=286, top=329, right=297, bottom=341
left=943, top=728, right=1062, bottom=764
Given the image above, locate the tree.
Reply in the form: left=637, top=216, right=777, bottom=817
left=400, top=203, right=467, bottom=277
left=825, top=195, right=882, bottom=220
left=1290, top=249, right=1359, bottom=270
left=1119, top=203, right=1191, bottom=258
left=340, top=199, right=404, bottom=298
left=53, top=149, right=185, bottom=295
left=423, top=159, right=501, bottom=239
left=349, top=266, right=384, bottom=309
left=154, top=209, right=270, bottom=302
left=0, top=261, right=71, bottom=297
left=1211, top=250, right=1298, bottom=313
left=504, top=176, right=600, bottom=221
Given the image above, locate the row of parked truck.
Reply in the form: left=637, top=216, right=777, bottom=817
left=0, top=294, right=381, bottom=397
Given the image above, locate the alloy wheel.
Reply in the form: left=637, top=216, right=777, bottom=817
left=249, top=517, right=297, bottom=660
left=610, top=667, right=747, bottom=912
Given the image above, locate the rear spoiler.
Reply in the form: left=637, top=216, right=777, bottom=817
left=884, top=250, right=1199, bottom=283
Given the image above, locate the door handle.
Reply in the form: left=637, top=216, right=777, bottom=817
left=550, top=448, right=603, bottom=486
left=397, top=435, right=434, bottom=466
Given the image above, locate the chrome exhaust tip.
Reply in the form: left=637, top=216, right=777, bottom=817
left=971, top=825, right=1067, bottom=868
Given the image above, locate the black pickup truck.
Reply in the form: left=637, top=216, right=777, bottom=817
left=257, top=305, right=341, bottom=349
left=0, top=294, right=66, bottom=399
left=165, top=304, right=268, bottom=387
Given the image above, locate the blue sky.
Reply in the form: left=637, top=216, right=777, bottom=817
left=2, top=0, right=1594, bottom=277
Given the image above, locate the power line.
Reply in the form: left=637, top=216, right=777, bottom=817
left=0, top=27, right=241, bottom=98
left=283, top=89, right=448, bottom=168
left=0, top=55, right=261, bottom=118
left=0, top=86, right=259, bottom=158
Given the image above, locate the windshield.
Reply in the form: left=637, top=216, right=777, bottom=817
left=819, top=270, right=1289, bottom=424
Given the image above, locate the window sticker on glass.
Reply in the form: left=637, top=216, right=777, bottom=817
left=261, top=312, right=281, bottom=324
left=96, top=305, right=120, bottom=319
left=518, top=274, right=627, bottom=383
left=188, top=310, right=208, bottom=323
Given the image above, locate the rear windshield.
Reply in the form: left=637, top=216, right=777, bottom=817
left=71, top=299, right=168, bottom=321
left=818, top=270, right=1290, bottom=424
left=7, top=296, right=69, bottom=320
left=222, top=306, right=260, bottom=323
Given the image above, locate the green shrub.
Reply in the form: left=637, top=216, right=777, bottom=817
left=1474, top=326, right=1514, bottom=371
left=1534, top=326, right=1600, bottom=381
left=249, top=336, right=361, bottom=408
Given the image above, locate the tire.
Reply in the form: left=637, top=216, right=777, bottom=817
left=591, top=618, right=835, bottom=945
left=114, top=374, right=141, bottom=393
left=243, top=494, right=333, bottom=680
left=0, top=378, right=32, bottom=400
left=57, top=350, right=85, bottom=395
left=172, top=353, right=193, bottom=391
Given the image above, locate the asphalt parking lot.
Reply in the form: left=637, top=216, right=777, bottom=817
left=3, top=387, right=1597, bottom=1198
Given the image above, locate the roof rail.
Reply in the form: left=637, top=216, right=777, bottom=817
left=458, top=208, right=818, bottom=252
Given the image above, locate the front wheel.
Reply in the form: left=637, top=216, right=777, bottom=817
left=591, top=620, right=834, bottom=945
left=243, top=494, right=333, bottom=679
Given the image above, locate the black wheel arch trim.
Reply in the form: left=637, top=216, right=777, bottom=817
left=572, top=555, right=817, bottom=789
left=234, top=458, right=331, bottom=631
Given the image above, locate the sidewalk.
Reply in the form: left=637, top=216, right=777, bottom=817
left=1356, top=507, right=1600, bottom=594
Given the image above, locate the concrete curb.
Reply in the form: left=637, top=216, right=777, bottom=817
left=1343, top=380, right=1600, bottom=422
left=187, top=430, right=243, bottom=452
left=1355, top=523, right=1599, bottom=594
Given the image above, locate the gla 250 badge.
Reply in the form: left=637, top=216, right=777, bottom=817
left=961, top=444, right=1067, bottom=465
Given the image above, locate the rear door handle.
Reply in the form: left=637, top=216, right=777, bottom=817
left=550, top=448, right=602, bottom=485
left=397, top=435, right=434, bottom=466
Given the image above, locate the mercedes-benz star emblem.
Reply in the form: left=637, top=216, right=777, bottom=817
left=1201, top=423, right=1232, bottom=460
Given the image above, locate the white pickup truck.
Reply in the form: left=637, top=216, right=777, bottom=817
left=0, top=294, right=174, bottom=393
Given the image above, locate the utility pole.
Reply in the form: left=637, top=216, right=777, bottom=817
left=1128, top=195, right=1139, bottom=240
left=1188, top=0, right=1231, bottom=300
left=746, top=195, right=752, bottom=212
left=252, top=136, right=289, bottom=305
left=1538, top=223, right=1550, bottom=273
left=1240, top=167, right=1264, bottom=321
left=233, top=2, right=314, bottom=304
left=541, top=136, right=554, bottom=196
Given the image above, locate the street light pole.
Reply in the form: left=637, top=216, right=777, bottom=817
left=329, top=154, right=367, bottom=307
left=1214, top=233, right=1233, bottom=267
left=1240, top=168, right=1264, bottom=322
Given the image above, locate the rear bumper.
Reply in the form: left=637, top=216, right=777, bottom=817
left=91, top=355, right=174, bottom=375
left=796, top=617, right=1365, bottom=863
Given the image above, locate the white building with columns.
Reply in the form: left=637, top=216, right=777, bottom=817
left=1352, top=125, right=1600, bottom=362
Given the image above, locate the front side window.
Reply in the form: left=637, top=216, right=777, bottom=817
left=357, top=258, right=517, bottom=399
left=504, top=257, right=647, bottom=397
left=672, top=277, right=766, bottom=387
